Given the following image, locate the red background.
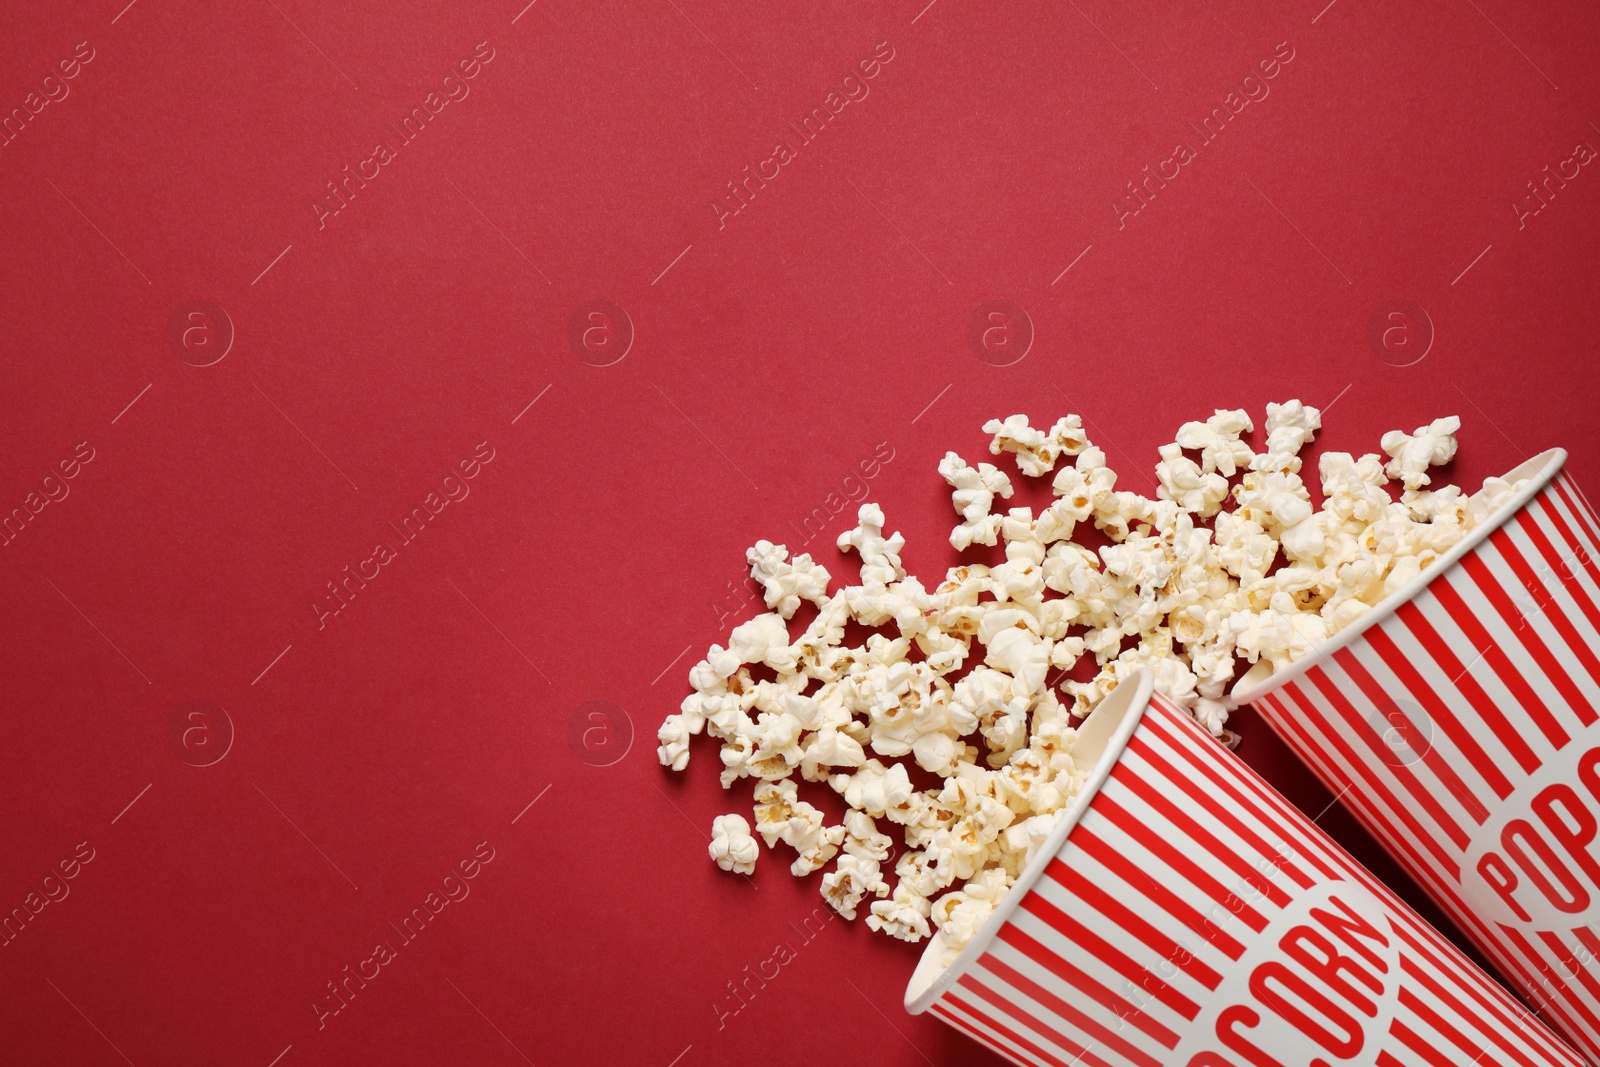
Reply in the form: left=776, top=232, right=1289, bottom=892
left=2, top=0, right=1597, bottom=1064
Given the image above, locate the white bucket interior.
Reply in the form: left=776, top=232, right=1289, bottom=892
left=904, top=670, right=1154, bottom=1011
left=1231, top=447, right=1568, bottom=705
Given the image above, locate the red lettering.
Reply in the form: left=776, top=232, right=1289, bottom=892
left=1504, top=817, right=1591, bottom=913
left=1251, top=962, right=1364, bottom=1058
left=1532, top=781, right=1600, bottom=890
left=1216, top=1004, right=1288, bottom=1067
left=1280, top=925, right=1381, bottom=1017
left=1581, top=746, right=1600, bottom=804
left=1478, top=852, right=1534, bottom=922
left=1308, top=895, right=1389, bottom=973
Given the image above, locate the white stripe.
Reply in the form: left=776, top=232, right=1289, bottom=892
left=987, top=936, right=1175, bottom=1062
left=1335, top=641, right=1492, bottom=831
left=1458, top=537, right=1591, bottom=734
left=935, top=994, right=1053, bottom=1067
left=1115, top=741, right=1310, bottom=921
left=1518, top=496, right=1600, bottom=646
left=1005, top=903, right=1194, bottom=1044
left=965, top=958, right=1101, bottom=1064
left=1267, top=680, right=1485, bottom=929
left=1027, top=822, right=1241, bottom=995
left=933, top=694, right=1600, bottom=1066
left=1478, top=524, right=1600, bottom=716
left=1355, top=621, right=1508, bottom=814
left=1412, top=587, right=1567, bottom=765
left=1221, top=694, right=1587, bottom=1061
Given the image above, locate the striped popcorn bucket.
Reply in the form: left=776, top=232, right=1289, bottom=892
left=906, top=669, right=1586, bottom=1067
left=1228, top=448, right=1600, bottom=1062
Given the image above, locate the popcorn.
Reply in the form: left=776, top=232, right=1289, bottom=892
left=1253, top=400, right=1322, bottom=473
left=866, top=882, right=933, bottom=942
left=1156, top=444, right=1229, bottom=517
left=984, top=414, right=1090, bottom=478
left=931, top=868, right=1013, bottom=966
left=938, top=453, right=1014, bottom=550
left=746, top=540, right=832, bottom=619
left=822, top=853, right=890, bottom=919
left=727, top=613, right=797, bottom=673
left=708, top=814, right=759, bottom=875
left=661, top=400, right=1520, bottom=952
left=657, top=714, right=695, bottom=771
left=1382, top=416, right=1461, bottom=490
left=753, top=780, right=845, bottom=876
left=836, top=503, right=906, bottom=588
left=1175, top=408, right=1256, bottom=476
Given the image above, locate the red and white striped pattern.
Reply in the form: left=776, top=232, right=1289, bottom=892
left=917, top=692, right=1584, bottom=1067
left=1247, top=465, right=1600, bottom=1063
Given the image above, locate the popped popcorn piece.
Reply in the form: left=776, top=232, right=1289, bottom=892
left=836, top=503, right=907, bottom=588
left=984, top=414, right=1090, bottom=477
left=1253, top=400, right=1322, bottom=473
left=753, top=780, right=845, bottom=876
left=727, top=613, right=797, bottom=673
left=708, top=814, right=759, bottom=875
left=932, top=868, right=1014, bottom=966
left=746, top=540, right=832, bottom=619
left=1175, top=408, right=1256, bottom=476
left=657, top=714, right=695, bottom=771
left=938, top=453, right=1014, bottom=550
left=821, top=853, right=890, bottom=919
left=1382, top=416, right=1461, bottom=490
left=1156, top=443, right=1229, bottom=517
left=866, top=882, right=933, bottom=942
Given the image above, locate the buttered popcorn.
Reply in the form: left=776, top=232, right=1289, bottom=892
left=661, top=403, right=1524, bottom=965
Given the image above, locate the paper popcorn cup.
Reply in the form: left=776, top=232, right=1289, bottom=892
left=906, top=669, right=1586, bottom=1067
left=1229, top=449, right=1600, bottom=1062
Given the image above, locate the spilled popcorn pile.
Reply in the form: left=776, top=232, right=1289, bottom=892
left=659, top=403, right=1525, bottom=965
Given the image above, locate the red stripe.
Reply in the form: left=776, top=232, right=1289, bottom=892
left=1184, top=692, right=1552, bottom=1025
left=1553, top=475, right=1600, bottom=546
left=1397, top=953, right=1545, bottom=1067
left=1245, top=689, right=1382, bottom=877
left=1142, top=707, right=1321, bottom=888
left=1521, top=490, right=1600, bottom=651
left=1363, top=623, right=1514, bottom=800
left=1431, top=576, right=1571, bottom=751
left=959, top=975, right=1118, bottom=1067
left=1407, top=910, right=1598, bottom=1061
left=1301, top=667, right=1469, bottom=857
left=1208, top=685, right=1436, bottom=892
left=1042, top=854, right=1231, bottom=987
left=1391, top=923, right=1572, bottom=1067
left=1514, top=501, right=1600, bottom=707
left=1017, top=890, right=1202, bottom=1021
left=1395, top=598, right=1542, bottom=774
left=1578, top=927, right=1600, bottom=969
left=1332, top=644, right=1491, bottom=824
left=1119, top=736, right=1295, bottom=909
left=943, top=991, right=1074, bottom=1067
left=982, top=955, right=1164, bottom=1067
left=1469, top=539, right=1597, bottom=728
left=1501, top=924, right=1600, bottom=1047
left=928, top=1003, right=1005, bottom=1058
left=1070, top=818, right=1249, bottom=961
left=1391, top=1002, right=1479, bottom=1067
left=1094, top=789, right=1270, bottom=934
left=1537, top=930, right=1600, bottom=1016
left=998, top=923, right=1181, bottom=1050
left=1149, top=697, right=1600, bottom=1064
left=1185, top=696, right=1600, bottom=1063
